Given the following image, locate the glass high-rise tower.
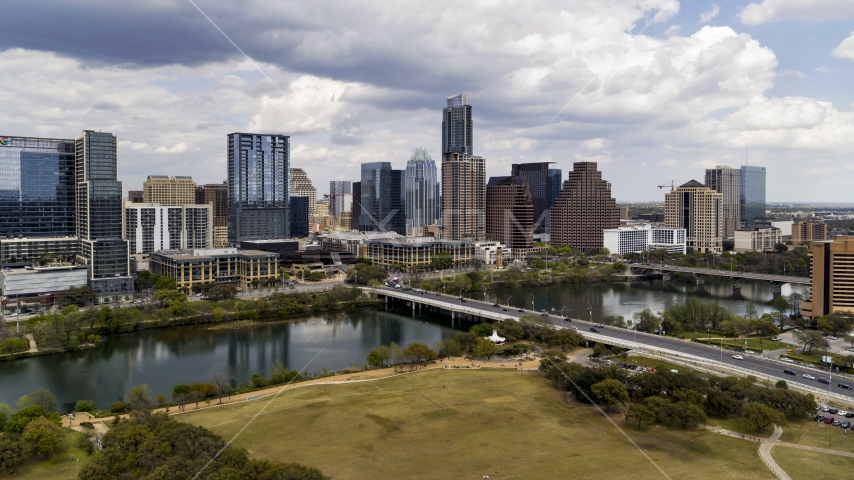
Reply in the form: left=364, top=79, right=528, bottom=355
left=705, top=166, right=740, bottom=239
left=75, top=130, right=132, bottom=293
left=740, top=166, right=766, bottom=221
left=358, top=162, right=405, bottom=235
left=442, top=94, right=472, bottom=156
left=404, top=148, right=440, bottom=235
left=227, top=133, right=290, bottom=244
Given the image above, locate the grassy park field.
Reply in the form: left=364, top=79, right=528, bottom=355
left=178, top=368, right=772, bottom=480
left=771, top=447, right=854, bottom=480
left=779, top=420, right=854, bottom=454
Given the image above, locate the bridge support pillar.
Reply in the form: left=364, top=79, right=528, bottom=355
left=412, top=302, right=415, bottom=317
left=662, top=272, right=672, bottom=282
left=771, top=282, right=783, bottom=295
left=693, top=274, right=706, bottom=285
left=732, top=278, right=741, bottom=293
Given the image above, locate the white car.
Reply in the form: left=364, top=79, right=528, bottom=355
left=744, top=350, right=755, bottom=354
left=570, top=326, right=579, bottom=330
left=781, top=358, right=794, bottom=363
left=803, top=374, right=816, bottom=380
left=732, top=355, right=744, bottom=360
left=595, top=323, right=604, bottom=328
left=771, top=336, right=782, bottom=341
left=828, top=336, right=838, bottom=340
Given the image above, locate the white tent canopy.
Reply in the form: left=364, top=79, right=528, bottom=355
left=486, top=330, right=506, bottom=343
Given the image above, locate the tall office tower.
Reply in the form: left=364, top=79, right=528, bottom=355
left=227, top=133, right=290, bottom=244
left=664, top=180, right=723, bottom=253
left=547, top=168, right=562, bottom=209
left=550, top=162, right=619, bottom=251
left=0, top=136, right=79, bottom=263
left=511, top=162, right=553, bottom=230
left=404, top=147, right=440, bottom=235
left=352, top=182, right=361, bottom=230
left=800, top=236, right=854, bottom=318
left=486, top=176, right=533, bottom=249
left=143, top=175, right=196, bottom=205
left=791, top=221, right=827, bottom=245
left=704, top=166, right=740, bottom=239
left=124, top=203, right=213, bottom=253
left=740, top=165, right=766, bottom=221
left=357, top=162, right=405, bottom=235
left=329, top=181, right=352, bottom=217
left=195, top=182, right=228, bottom=247
left=74, top=131, right=132, bottom=292
left=442, top=93, right=472, bottom=156
left=441, top=153, right=486, bottom=240
left=289, top=167, right=317, bottom=216
left=289, top=196, right=309, bottom=238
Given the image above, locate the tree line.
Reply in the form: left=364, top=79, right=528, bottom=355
left=539, top=351, right=814, bottom=433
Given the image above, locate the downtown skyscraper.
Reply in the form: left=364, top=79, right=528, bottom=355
left=404, top=147, right=440, bottom=235
left=227, top=133, right=290, bottom=244
left=740, top=165, right=766, bottom=221
left=357, top=162, right=405, bottom=235
left=550, top=162, right=618, bottom=251
left=704, top=166, right=740, bottom=239
left=441, top=93, right=485, bottom=240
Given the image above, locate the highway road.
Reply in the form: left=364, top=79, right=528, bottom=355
left=629, top=263, right=810, bottom=285
left=375, top=285, right=853, bottom=402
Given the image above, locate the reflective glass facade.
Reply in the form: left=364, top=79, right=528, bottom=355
left=740, top=166, right=766, bottom=221
left=0, top=136, right=76, bottom=238
left=442, top=94, right=472, bottom=156
left=547, top=168, right=562, bottom=209
left=227, top=133, right=290, bottom=243
left=404, top=148, right=440, bottom=235
left=358, top=162, right=405, bottom=235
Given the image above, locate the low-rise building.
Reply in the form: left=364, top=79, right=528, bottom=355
left=734, top=227, right=782, bottom=252
left=0, top=264, right=88, bottom=314
left=474, top=241, right=510, bottom=266
left=364, top=238, right=475, bottom=269
left=603, top=224, right=686, bottom=255
left=320, top=231, right=405, bottom=256
left=150, top=248, right=279, bottom=293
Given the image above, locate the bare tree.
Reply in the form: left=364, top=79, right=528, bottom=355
left=212, top=371, right=230, bottom=405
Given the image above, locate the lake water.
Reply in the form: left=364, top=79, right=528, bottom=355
left=0, top=277, right=807, bottom=411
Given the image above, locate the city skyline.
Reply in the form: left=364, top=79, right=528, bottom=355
left=1, top=1, right=854, bottom=202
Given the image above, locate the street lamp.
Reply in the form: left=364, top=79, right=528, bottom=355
left=587, top=303, right=592, bottom=323
left=529, top=294, right=535, bottom=312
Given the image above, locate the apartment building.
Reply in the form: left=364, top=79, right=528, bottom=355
left=143, top=175, right=197, bottom=205
left=550, top=162, right=619, bottom=251
left=800, top=236, right=854, bottom=318
left=485, top=176, right=533, bottom=250
left=734, top=227, right=782, bottom=252
left=124, top=203, right=213, bottom=254
left=791, top=221, right=827, bottom=245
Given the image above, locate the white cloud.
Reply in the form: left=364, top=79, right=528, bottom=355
left=832, top=31, right=854, bottom=61
left=581, top=138, right=606, bottom=149
left=658, top=158, right=680, bottom=166
left=700, top=4, right=721, bottom=23
left=779, top=70, right=806, bottom=78
left=640, top=162, right=648, bottom=168
left=739, top=0, right=854, bottom=25
left=846, top=163, right=854, bottom=171
left=664, top=25, right=681, bottom=36
left=690, top=159, right=717, bottom=169
left=155, top=143, right=188, bottom=154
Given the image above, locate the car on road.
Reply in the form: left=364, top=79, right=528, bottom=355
left=459, top=298, right=466, bottom=303
left=803, top=374, right=816, bottom=380
left=781, top=358, right=794, bottom=363
left=848, top=348, right=854, bottom=353
left=838, top=411, right=850, bottom=417
left=824, top=417, right=835, bottom=424
left=783, top=369, right=796, bottom=375
left=832, top=420, right=842, bottom=426
left=815, top=415, right=827, bottom=422
left=732, top=355, right=744, bottom=360
left=594, top=323, right=604, bottom=328
left=492, top=303, right=499, bottom=307
left=771, top=336, right=782, bottom=341
left=564, top=318, right=572, bottom=322
left=828, top=408, right=839, bottom=414
left=842, top=421, right=851, bottom=429
left=518, top=309, right=524, bottom=313
left=847, top=412, right=854, bottom=418
left=818, top=377, right=831, bottom=384
left=570, top=326, right=579, bottom=330
left=502, top=308, right=508, bottom=312
left=839, top=383, right=853, bottom=390
left=828, top=335, right=838, bottom=340
left=590, top=327, right=599, bottom=333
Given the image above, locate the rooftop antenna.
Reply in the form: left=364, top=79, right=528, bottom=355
left=745, top=146, right=748, bottom=166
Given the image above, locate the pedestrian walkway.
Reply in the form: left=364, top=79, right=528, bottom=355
left=758, top=425, right=790, bottom=480
left=24, top=333, right=37, bottom=353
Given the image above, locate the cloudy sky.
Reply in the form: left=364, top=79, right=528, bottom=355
left=2, top=0, right=854, bottom=202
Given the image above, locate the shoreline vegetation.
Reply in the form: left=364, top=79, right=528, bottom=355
left=0, top=285, right=381, bottom=362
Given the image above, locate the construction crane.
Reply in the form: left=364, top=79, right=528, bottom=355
left=657, top=181, right=675, bottom=190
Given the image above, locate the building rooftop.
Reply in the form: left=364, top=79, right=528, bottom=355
left=679, top=180, right=706, bottom=188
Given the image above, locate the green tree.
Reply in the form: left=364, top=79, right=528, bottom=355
left=633, top=309, right=661, bottom=333
left=154, top=276, right=177, bottom=291
left=155, top=288, right=186, bottom=308
left=472, top=337, right=498, bottom=360
left=772, top=295, right=789, bottom=322
left=775, top=380, right=788, bottom=389
left=0, top=404, right=9, bottom=431
left=21, top=416, right=66, bottom=457
left=156, top=394, right=167, bottom=407
left=207, top=284, right=238, bottom=302
left=128, top=384, right=152, bottom=410
left=402, top=342, right=437, bottom=365
left=591, top=379, right=629, bottom=411
left=212, top=307, right=225, bottom=323
left=666, top=401, right=707, bottom=428
left=4, top=405, right=61, bottom=434
left=741, top=402, right=787, bottom=433
left=625, top=403, right=656, bottom=429
left=470, top=323, right=493, bottom=336
left=16, top=388, right=58, bottom=413
left=388, top=342, right=403, bottom=365
left=367, top=346, right=390, bottom=367
left=74, top=400, right=97, bottom=412
left=0, top=436, right=26, bottom=474
left=431, top=250, right=454, bottom=269
left=546, top=329, right=583, bottom=351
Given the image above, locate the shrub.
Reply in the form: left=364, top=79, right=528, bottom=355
left=0, top=338, right=29, bottom=355
left=75, top=400, right=97, bottom=412
left=110, top=401, right=130, bottom=413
